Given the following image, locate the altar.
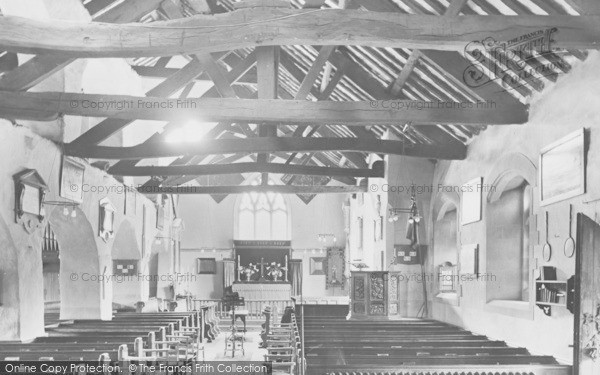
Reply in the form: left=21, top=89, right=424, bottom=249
left=232, top=240, right=293, bottom=300
left=232, top=283, right=291, bottom=300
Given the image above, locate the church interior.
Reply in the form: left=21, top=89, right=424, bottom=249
left=0, top=0, right=599, bottom=374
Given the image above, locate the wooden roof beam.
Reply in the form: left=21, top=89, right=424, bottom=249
left=295, top=45, right=337, bottom=100
left=65, top=137, right=467, bottom=160
left=1, top=11, right=599, bottom=57
left=109, top=121, right=234, bottom=172
left=108, top=53, right=256, bottom=174
left=256, top=45, right=280, bottom=184
left=67, top=57, right=207, bottom=147
left=157, top=87, right=260, bottom=187
left=138, top=183, right=368, bottom=195
left=563, top=0, right=600, bottom=15
left=357, top=0, right=528, bottom=109
left=282, top=49, right=467, bottom=150
left=385, top=0, right=468, bottom=97
left=0, top=0, right=165, bottom=91
left=278, top=49, right=371, bottom=169
left=131, top=66, right=257, bottom=85
left=1, top=91, right=528, bottom=126
left=70, top=50, right=255, bottom=148
left=110, top=161, right=385, bottom=178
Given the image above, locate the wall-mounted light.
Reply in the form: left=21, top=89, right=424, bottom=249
left=387, top=185, right=420, bottom=225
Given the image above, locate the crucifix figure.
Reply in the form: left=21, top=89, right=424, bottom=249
left=257, top=257, right=268, bottom=282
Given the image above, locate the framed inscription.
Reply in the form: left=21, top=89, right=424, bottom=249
left=540, top=129, right=586, bottom=206
left=310, top=257, right=325, bottom=275
left=14, top=169, right=48, bottom=233
left=196, top=258, right=217, bottom=274
left=461, top=177, right=482, bottom=225
left=60, top=156, right=85, bottom=203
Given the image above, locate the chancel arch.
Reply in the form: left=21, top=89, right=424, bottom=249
left=485, top=153, right=536, bottom=313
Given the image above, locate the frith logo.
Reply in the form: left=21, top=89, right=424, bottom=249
left=463, top=28, right=566, bottom=90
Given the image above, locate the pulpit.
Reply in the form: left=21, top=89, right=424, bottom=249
left=350, top=271, right=389, bottom=317
left=232, top=240, right=292, bottom=300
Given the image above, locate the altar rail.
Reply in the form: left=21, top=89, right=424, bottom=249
left=191, top=299, right=294, bottom=320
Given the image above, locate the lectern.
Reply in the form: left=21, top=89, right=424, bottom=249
left=350, top=271, right=389, bottom=317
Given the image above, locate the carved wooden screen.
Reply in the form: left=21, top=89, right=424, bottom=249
left=388, top=272, right=401, bottom=316
left=350, top=271, right=388, bottom=317
left=351, top=272, right=367, bottom=315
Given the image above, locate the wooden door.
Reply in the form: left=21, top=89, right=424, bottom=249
left=574, top=213, right=600, bottom=374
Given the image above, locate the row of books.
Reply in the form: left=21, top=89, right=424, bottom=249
left=537, top=285, right=566, bottom=304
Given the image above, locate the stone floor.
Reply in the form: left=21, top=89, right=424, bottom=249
left=204, top=324, right=267, bottom=361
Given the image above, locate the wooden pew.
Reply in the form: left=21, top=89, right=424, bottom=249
left=306, top=354, right=560, bottom=365
left=301, top=308, right=570, bottom=375
left=2, top=310, right=201, bottom=362
left=304, top=340, right=511, bottom=349
left=262, top=305, right=302, bottom=375
left=307, top=364, right=572, bottom=375
left=304, top=347, right=530, bottom=356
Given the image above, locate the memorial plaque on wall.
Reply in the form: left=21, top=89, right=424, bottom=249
left=540, top=128, right=586, bottom=206
left=60, top=157, right=85, bottom=203
left=461, top=177, right=482, bottom=225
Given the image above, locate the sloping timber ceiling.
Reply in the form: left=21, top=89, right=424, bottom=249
left=0, top=0, right=593, bottom=197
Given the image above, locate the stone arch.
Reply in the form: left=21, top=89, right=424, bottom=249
left=485, top=152, right=537, bottom=203
left=0, top=212, right=21, bottom=340
left=111, top=220, right=141, bottom=308
left=484, top=152, right=535, bottom=305
left=48, top=206, right=102, bottom=320
left=432, top=190, right=460, bottom=223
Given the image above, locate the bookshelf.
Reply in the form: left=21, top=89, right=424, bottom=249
left=535, top=268, right=575, bottom=316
